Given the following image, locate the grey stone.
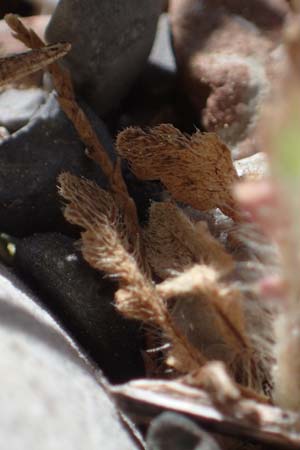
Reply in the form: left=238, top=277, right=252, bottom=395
left=46, top=0, right=164, bottom=115
left=150, top=14, right=176, bottom=73
left=0, top=87, right=47, bottom=132
left=147, top=412, right=221, bottom=450
left=0, top=263, right=140, bottom=450
left=0, top=92, right=114, bottom=236
left=15, top=232, right=145, bottom=383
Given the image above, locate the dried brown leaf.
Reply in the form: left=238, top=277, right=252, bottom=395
left=117, top=124, right=239, bottom=218
left=143, top=201, right=234, bottom=278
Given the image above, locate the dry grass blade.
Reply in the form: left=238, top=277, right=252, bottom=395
left=143, top=202, right=234, bottom=278
left=0, top=43, right=71, bottom=87
left=117, top=124, right=239, bottom=219
left=59, top=172, right=207, bottom=373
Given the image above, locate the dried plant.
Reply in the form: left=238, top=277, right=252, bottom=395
left=4, top=14, right=145, bottom=271
left=143, top=201, right=234, bottom=278
left=8, top=9, right=300, bottom=448
left=58, top=172, right=207, bottom=374
left=0, top=42, right=70, bottom=87
left=117, top=124, right=239, bottom=219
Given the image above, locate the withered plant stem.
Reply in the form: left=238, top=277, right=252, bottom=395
left=5, top=14, right=143, bottom=266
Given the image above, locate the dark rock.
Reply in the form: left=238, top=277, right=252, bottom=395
left=14, top=232, right=145, bottom=383
left=114, top=12, right=197, bottom=135
left=46, top=0, right=164, bottom=115
left=0, top=263, right=139, bottom=450
left=147, top=412, right=221, bottom=450
left=0, top=92, right=114, bottom=236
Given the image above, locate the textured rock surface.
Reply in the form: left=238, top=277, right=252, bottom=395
left=46, top=0, right=164, bottom=115
left=0, top=92, right=113, bottom=236
left=169, top=0, right=290, bottom=159
left=15, top=232, right=145, bottom=383
left=0, top=87, right=47, bottom=131
left=147, top=412, right=221, bottom=450
left=0, top=263, right=139, bottom=450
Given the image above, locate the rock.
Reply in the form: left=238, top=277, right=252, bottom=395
left=147, top=412, right=221, bottom=450
left=0, top=87, right=47, bottom=132
left=116, top=12, right=196, bottom=136
left=46, top=0, right=164, bottom=115
left=169, top=0, right=291, bottom=159
left=15, top=232, right=145, bottom=383
left=0, top=263, right=140, bottom=450
left=234, top=152, right=269, bottom=178
left=0, top=92, right=114, bottom=236
left=29, top=0, right=59, bottom=14
left=150, top=13, right=176, bottom=73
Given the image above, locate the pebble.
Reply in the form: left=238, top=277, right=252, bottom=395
left=15, top=232, right=145, bottom=382
left=0, top=87, right=47, bottom=132
left=0, top=263, right=139, bottom=450
left=147, top=412, right=221, bottom=450
left=46, top=0, right=164, bottom=115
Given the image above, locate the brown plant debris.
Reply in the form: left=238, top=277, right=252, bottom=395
left=0, top=42, right=70, bottom=87
left=5, top=14, right=144, bottom=271
left=156, top=265, right=258, bottom=390
left=116, top=124, right=239, bottom=219
left=58, top=172, right=207, bottom=374
left=112, top=378, right=300, bottom=449
left=143, top=201, right=234, bottom=278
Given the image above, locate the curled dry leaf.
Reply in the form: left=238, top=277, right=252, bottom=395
left=117, top=124, right=239, bottom=219
left=143, top=201, right=234, bottom=278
